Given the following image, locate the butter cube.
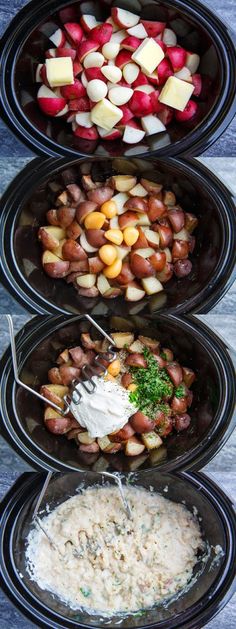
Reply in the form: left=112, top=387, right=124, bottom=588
left=46, top=57, right=74, bottom=88
left=132, top=38, right=164, bottom=74
left=159, top=76, right=194, bottom=111
left=91, top=98, right=123, bottom=130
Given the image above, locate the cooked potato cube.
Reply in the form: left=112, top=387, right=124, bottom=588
left=111, top=332, right=134, bottom=348
left=77, top=432, right=96, bottom=445
left=141, top=431, right=163, bottom=450
left=125, top=436, right=146, bottom=456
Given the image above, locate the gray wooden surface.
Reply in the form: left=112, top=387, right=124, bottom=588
left=0, top=0, right=235, bottom=157
left=0, top=156, right=235, bottom=315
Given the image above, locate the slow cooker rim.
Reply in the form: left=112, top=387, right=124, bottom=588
left=0, top=0, right=236, bottom=158
left=0, top=470, right=235, bottom=629
left=0, top=313, right=236, bottom=474
left=0, top=156, right=235, bottom=316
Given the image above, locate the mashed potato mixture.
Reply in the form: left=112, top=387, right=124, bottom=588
left=26, top=485, right=204, bottom=614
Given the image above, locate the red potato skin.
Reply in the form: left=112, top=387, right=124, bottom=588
left=79, top=442, right=100, bottom=453
left=171, top=396, right=188, bottom=413
left=48, top=367, right=63, bottom=385
left=66, top=183, right=83, bottom=204
left=124, top=197, right=148, bottom=213
left=62, top=239, right=87, bottom=261
left=69, top=260, right=89, bottom=273
left=86, top=229, right=107, bottom=247
left=44, top=260, right=70, bottom=278
left=118, top=212, right=138, bottom=230
left=166, top=362, right=183, bottom=386
left=105, top=443, right=122, bottom=454
left=80, top=333, right=96, bottom=350
left=88, top=256, right=105, bottom=274
left=116, top=262, right=135, bottom=285
left=155, top=412, right=173, bottom=437
left=130, top=254, right=155, bottom=279
left=132, top=228, right=148, bottom=250
left=182, top=367, right=196, bottom=387
left=174, top=413, right=191, bottom=431
left=121, top=373, right=133, bottom=388
left=59, top=365, right=81, bottom=385
left=66, top=221, right=82, bottom=240
left=168, top=208, right=185, bottom=233
left=45, top=417, right=72, bottom=434
left=57, top=207, right=76, bottom=228
left=172, top=240, right=189, bottom=260
left=130, top=411, right=155, bottom=433
left=153, top=354, right=166, bottom=368
left=87, top=187, right=114, bottom=205
left=148, top=197, right=167, bottom=221
left=125, top=353, right=147, bottom=368
left=156, top=262, right=174, bottom=283
left=185, top=213, right=198, bottom=233
left=174, top=259, right=192, bottom=278
left=77, top=286, right=99, bottom=297
left=162, top=348, right=174, bottom=362
left=46, top=209, right=60, bottom=226
left=76, top=201, right=98, bottom=224
left=149, top=251, right=166, bottom=272
left=110, top=422, right=135, bottom=442
left=157, top=225, right=173, bottom=248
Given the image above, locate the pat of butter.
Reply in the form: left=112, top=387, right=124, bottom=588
left=46, top=57, right=74, bottom=88
left=91, top=98, right=123, bottom=130
left=132, top=38, right=164, bottom=74
left=159, top=76, right=194, bottom=111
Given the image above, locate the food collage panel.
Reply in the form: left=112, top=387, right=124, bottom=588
left=0, top=1, right=235, bottom=628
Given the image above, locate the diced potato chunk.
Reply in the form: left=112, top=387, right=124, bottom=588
left=111, top=332, right=134, bottom=348
left=78, top=432, right=96, bottom=445
left=142, top=276, right=164, bottom=295
left=125, top=436, right=146, bottom=456
left=141, top=432, right=163, bottom=450
left=128, top=339, right=145, bottom=353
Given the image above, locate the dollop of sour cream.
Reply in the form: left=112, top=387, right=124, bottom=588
left=70, top=376, right=137, bottom=438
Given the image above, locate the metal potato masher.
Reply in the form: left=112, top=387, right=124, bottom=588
left=6, top=313, right=117, bottom=416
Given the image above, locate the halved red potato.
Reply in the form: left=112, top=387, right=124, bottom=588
left=182, top=366, right=196, bottom=387
left=38, top=226, right=66, bottom=250
left=111, top=332, right=134, bottom=348
left=130, top=253, right=155, bottom=278
left=148, top=197, right=166, bottom=221
left=174, top=413, right=191, bottom=431
left=109, top=175, right=137, bottom=192
left=130, top=411, right=155, bottom=433
left=48, top=367, right=63, bottom=384
left=125, top=352, right=147, bottom=368
left=166, top=362, right=183, bottom=386
left=76, top=201, right=98, bottom=224
left=172, top=240, right=189, bottom=260
left=66, top=220, right=82, bottom=240
left=132, top=227, right=149, bottom=249
left=46, top=209, right=60, bottom=226
left=138, top=336, right=160, bottom=352
left=140, top=178, right=163, bottom=194
left=125, top=283, right=146, bottom=301
left=118, top=211, right=138, bottom=229
left=121, top=373, right=133, bottom=388
left=88, top=256, right=105, bottom=274
left=40, top=384, right=69, bottom=407
left=62, top=239, right=88, bottom=261
left=42, top=251, right=70, bottom=278
left=168, top=208, right=185, bottom=233
left=149, top=251, right=166, bottom=271
left=59, top=365, right=81, bottom=385
left=116, top=261, right=135, bottom=284
left=171, top=396, right=188, bottom=413
left=87, top=187, right=114, bottom=205
left=79, top=442, right=100, bottom=453
left=124, top=196, right=148, bottom=212
left=109, top=422, right=135, bottom=442
left=57, top=206, right=76, bottom=228
left=56, top=349, right=71, bottom=365
left=141, top=431, right=163, bottom=449
left=86, top=229, right=106, bottom=247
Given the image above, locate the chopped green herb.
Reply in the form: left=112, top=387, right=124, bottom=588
left=174, top=384, right=186, bottom=398
left=80, top=587, right=91, bottom=598
left=129, top=348, right=173, bottom=418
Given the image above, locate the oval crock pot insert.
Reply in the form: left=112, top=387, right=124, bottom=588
left=0, top=314, right=236, bottom=473
left=0, top=471, right=236, bottom=629
left=0, top=157, right=236, bottom=315
left=0, top=0, right=236, bottom=157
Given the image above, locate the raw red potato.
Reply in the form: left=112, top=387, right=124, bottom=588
left=39, top=172, right=198, bottom=300
left=36, top=7, right=203, bottom=143
left=42, top=330, right=195, bottom=459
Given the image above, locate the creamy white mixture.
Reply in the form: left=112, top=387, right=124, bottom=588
left=70, top=377, right=136, bottom=438
left=26, top=485, right=204, bottom=614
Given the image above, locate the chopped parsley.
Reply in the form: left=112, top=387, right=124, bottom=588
left=80, top=587, right=91, bottom=598
left=174, top=384, right=186, bottom=398
left=128, top=348, right=173, bottom=419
